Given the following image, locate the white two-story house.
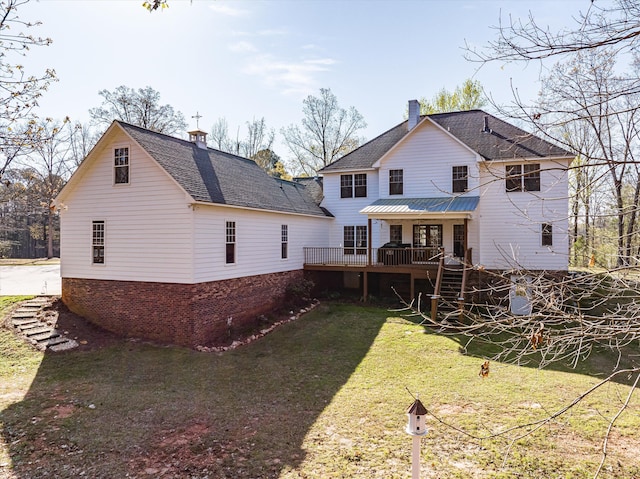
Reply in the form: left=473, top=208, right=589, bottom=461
left=304, top=101, right=573, bottom=305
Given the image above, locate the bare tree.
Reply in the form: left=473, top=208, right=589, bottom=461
left=89, top=86, right=187, bottom=135
left=242, top=117, right=274, bottom=159
left=281, top=88, right=366, bottom=176
left=466, top=0, right=640, bottom=63
left=67, top=121, right=98, bottom=168
left=535, top=50, right=640, bottom=267
left=20, top=119, right=73, bottom=258
left=209, top=117, right=232, bottom=152
left=0, top=0, right=56, bottom=180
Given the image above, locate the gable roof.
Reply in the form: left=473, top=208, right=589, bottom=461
left=320, top=110, right=573, bottom=173
left=117, top=122, right=329, bottom=217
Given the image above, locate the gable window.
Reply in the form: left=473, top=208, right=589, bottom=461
left=506, top=163, right=541, bottom=192
left=390, top=224, right=402, bottom=243
left=114, top=147, right=129, bottom=184
left=340, top=174, right=367, bottom=198
left=92, top=221, right=105, bottom=264
left=452, top=166, right=468, bottom=193
left=281, top=224, right=288, bottom=259
left=389, top=169, right=403, bottom=195
left=344, top=225, right=367, bottom=255
left=226, top=221, right=236, bottom=264
left=541, top=223, right=553, bottom=246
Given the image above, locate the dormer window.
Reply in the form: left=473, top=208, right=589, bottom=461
left=114, top=147, right=129, bottom=184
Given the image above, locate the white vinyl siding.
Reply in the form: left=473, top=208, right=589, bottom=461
left=477, top=159, right=569, bottom=270
left=193, top=206, right=331, bottom=282
left=321, top=170, right=380, bottom=249
left=58, top=130, right=194, bottom=283
left=378, top=121, right=479, bottom=198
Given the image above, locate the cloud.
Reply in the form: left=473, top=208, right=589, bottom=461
left=229, top=41, right=258, bottom=53
left=243, top=55, right=337, bottom=96
left=209, top=3, right=250, bottom=16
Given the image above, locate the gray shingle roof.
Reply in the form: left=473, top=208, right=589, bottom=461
left=320, top=110, right=573, bottom=172
left=118, top=122, right=329, bottom=217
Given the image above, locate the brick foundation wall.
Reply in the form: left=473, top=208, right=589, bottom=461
left=62, top=270, right=303, bottom=348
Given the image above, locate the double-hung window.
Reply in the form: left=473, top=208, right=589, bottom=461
left=354, top=174, right=367, bottom=197
left=281, top=224, right=288, bottom=259
left=452, top=166, right=468, bottom=193
left=92, top=221, right=105, bottom=264
left=114, top=147, right=129, bottom=184
left=506, top=163, right=540, bottom=192
left=340, top=175, right=353, bottom=198
left=389, top=169, right=403, bottom=195
left=340, top=174, right=367, bottom=198
left=226, top=221, right=236, bottom=264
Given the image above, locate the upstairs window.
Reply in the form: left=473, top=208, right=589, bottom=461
left=389, top=169, right=403, bottom=195
left=354, top=174, right=367, bottom=197
left=226, top=221, right=236, bottom=264
left=340, top=174, right=367, bottom=198
left=541, top=223, right=553, bottom=246
left=506, top=163, right=540, bottom=192
left=114, top=147, right=129, bottom=184
left=281, top=224, right=288, bottom=259
left=452, top=166, right=468, bottom=193
left=92, top=221, right=105, bottom=264
left=340, top=174, right=353, bottom=198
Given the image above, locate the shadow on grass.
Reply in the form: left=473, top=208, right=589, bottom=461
left=1, top=303, right=386, bottom=478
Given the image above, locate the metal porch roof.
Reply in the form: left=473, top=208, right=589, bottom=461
left=360, top=196, right=480, bottom=215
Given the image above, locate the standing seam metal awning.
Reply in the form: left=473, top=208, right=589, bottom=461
left=359, top=196, right=480, bottom=218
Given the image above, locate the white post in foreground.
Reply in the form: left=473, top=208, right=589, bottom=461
left=405, top=397, right=428, bottom=479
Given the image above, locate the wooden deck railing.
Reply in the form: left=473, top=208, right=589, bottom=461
left=303, top=247, right=442, bottom=267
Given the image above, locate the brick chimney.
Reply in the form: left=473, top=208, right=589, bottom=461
left=188, top=129, right=208, bottom=149
left=408, top=99, right=420, bottom=131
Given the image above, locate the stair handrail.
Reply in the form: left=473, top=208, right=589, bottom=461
left=431, top=247, right=445, bottom=320
left=459, top=247, right=471, bottom=301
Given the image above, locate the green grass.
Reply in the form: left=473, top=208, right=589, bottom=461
left=0, top=302, right=639, bottom=478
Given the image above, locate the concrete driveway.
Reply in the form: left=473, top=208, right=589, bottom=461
left=0, top=265, right=62, bottom=296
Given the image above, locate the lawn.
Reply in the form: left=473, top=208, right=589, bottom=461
left=0, top=297, right=639, bottom=478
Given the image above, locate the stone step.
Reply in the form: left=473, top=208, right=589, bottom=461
left=12, top=311, right=38, bottom=319
left=49, top=339, right=79, bottom=352
left=30, top=330, right=61, bottom=342
left=15, top=308, right=42, bottom=315
left=22, top=301, right=47, bottom=306
left=17, top=322, right=44, bottom=331
left=12, top=318, right=39, bottom=326
left=24, top=327, right=55, bottom=337
left=39, top=336, right=70, bottom=347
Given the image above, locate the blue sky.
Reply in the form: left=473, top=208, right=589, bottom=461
left=24, top=0, right=589, bottom=159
